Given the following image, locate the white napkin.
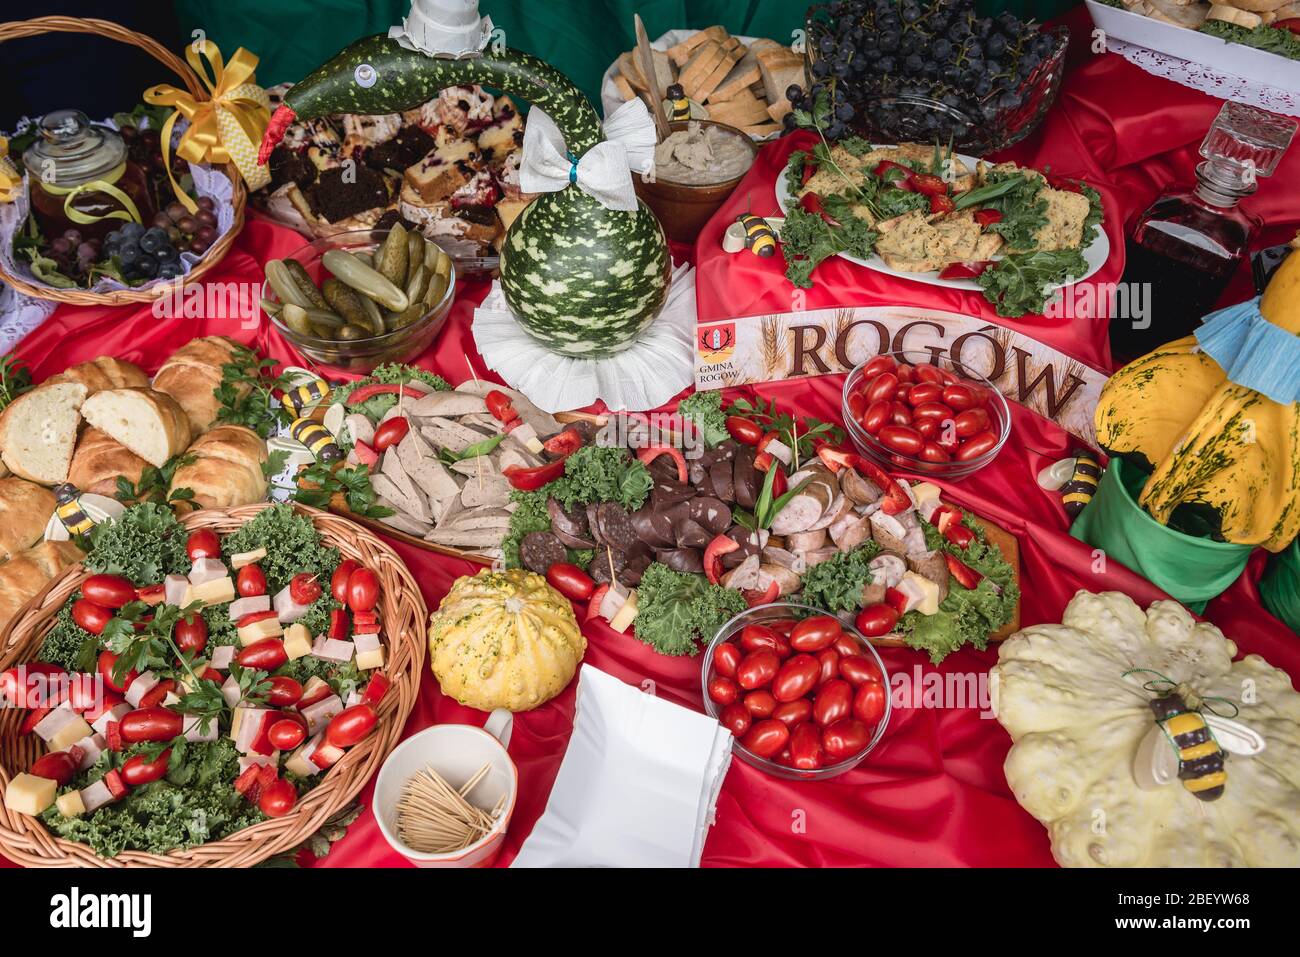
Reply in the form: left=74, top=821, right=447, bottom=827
left=520, top=99, right=656, bottom=212
left=470, top=262, right=697, bottom=413
left=511, top=665, right=733, bottom=868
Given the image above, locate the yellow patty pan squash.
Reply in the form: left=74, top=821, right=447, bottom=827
left=1095, top=248, right=1300, bottom=550
left=428, top=568, right=586, bottom=712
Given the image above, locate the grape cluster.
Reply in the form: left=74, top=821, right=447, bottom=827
left=786, top=0, right=1060, bottom=142
left=47, top=229, right=104, bottom=282
left=101, top=197, right=217, bottom=282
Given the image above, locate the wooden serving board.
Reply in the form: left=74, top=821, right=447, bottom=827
left=866, top=513, right=1022, bottom=649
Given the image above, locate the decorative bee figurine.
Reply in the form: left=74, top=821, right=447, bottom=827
left=282, top=376, right=331, bottom=418
left=1149, top=692, right=1228, bottom=801
left=290, top=417, right=342, bottom=462
left=52, top=484, right=96, bottom=537
left=665, top=83, right=690, bottom=122
left=736, top=213, right=777, bottom=258
left=1060, top=449, right=1102, bottom=519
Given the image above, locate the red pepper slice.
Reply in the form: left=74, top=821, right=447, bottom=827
left=1276, top=17, right=1300, bottom=34
left=754, top=450, right=774, bottom=472
left=586, top=584, right=609, bottom=623
left=503, top=458, right=566, bottom=491
left=329, top=608, right=350, bottom=641
left=801, top=159, right=818, bottom=187
left=872, top=160, right=915, bottom=187
left=352, top=610, right=379, bottom=630
left=973, top=208, right=1003, bottom=228
left=815, top=445, right=858, bottom=473
left=771, top=466, right=788, bottom=498
left=362, top=673, right=390, bottom=708
left=931, top=504, right=964, bottom=533
left=743, top=580, right=780, bottom=607
left=138, top=679, right=176, bottom=710
left=344, top=383, right=426, bottom=406
left=136, top=583, right=166, bottom=605
left=105, top=721, right=123, bottom=752
left=485, top=390, right=518, bottom=424
left=945, top=552, right=984, bottom=589
left=352, top=440, right=379, bottom=466
left=542, top=428, right=584, bottom=457
left=911, top=173, right=948, bottom=197
left=884, top=587, right=909, bottom=616
left=937, top=260, right=995, bottom=280
left=798, top=192, right=840, bottom=226
left=234, top=764, right=261, bottom=798
left=1045, top=174, right=1084, bottom=194
left=636, top=445, right=688, bottom=483
left=102, top=769, right=128, bottom=800
left=704, top=534, right=740, bottom=585
left=929, top=193, right=956, bottom=215
left=850, top=457, right=913, bottom=516
left=944, top=523, right=976, bottom=549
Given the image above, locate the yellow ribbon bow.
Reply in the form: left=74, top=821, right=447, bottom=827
left=144, top=40, right=272, bottom=212
left=0, top=138, right=21, bottom=203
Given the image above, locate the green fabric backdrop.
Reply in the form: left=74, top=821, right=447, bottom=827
left=174, top=0, right=1078, bottom=109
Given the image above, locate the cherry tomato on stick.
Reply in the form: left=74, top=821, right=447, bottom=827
left=186, top=529, right=220, bottom=561
left=81, top=574, right=136, bottom=609
left=236, top=564, right=267, bottom=597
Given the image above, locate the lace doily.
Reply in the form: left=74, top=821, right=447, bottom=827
left=1108, top=39, right=1300, bottom=117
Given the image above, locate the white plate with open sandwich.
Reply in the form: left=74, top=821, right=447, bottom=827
left=774, top=146, right=1110, bottom=295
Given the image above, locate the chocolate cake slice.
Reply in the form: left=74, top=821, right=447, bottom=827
left=366, top=127, right=436, bottom=174
left=307, top=165, right=390, bottom=223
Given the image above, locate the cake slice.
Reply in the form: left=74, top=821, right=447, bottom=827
left=476, top=96, right=525, bottom=163
left=404, top=139, right=480, bottom=204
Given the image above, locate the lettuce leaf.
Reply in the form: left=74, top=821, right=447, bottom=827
left=798, top=543, right=883, bottom=614
left=634, top=562, right=747, bottom=657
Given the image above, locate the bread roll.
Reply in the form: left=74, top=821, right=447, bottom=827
left=0, top=478, right=57, bottom=562
left=68, top=428, right=150, bottom=497
left=0, top=382, right=88, bottom=484
left=47, top=356, right=149, bottom=393
left=80, top=388, right=192, bottom=468
left=169, top=425, right=268, bottom=511
left=152, top=336, right=246, bottom=435
left=0, top=540, right=84, bottom=635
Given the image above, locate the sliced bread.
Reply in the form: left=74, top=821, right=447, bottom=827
left=0, top=382, right=88, bottom=484
left=79, top=388, right=193, bottom=468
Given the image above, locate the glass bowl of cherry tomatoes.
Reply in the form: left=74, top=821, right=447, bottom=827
left=702, top=603, right=891, bottom=781
left=842, top=351, right=1010, bottom=481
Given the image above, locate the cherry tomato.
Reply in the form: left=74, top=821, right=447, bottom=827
left=816, top=648, right=839, bottom=685
left=954, top=407, right=991, bottom=437
left=861, top=355, right=896, bottom=378
left=268, top=719, right=307, bottom=751
left=789, top=722, right=825, bottom=770
left=832, top=634, right=862, bottom=658
left=485, top=390, right=517, bottom=423
left=718, top=703, right=751, bottom=737
left=743, top=689, right=778, bottom=718
left=138, top=678, right=176, bottom=709
left=838, top=655, right=882, bottom=686
left=914, top=362, right=945, bottom=385
left=373, top=416, right=410, bottom=452
left=861, top=399, right=892, bottom=436
left=847, top=390, right=868, bottom=423
left=174, top=614, right=208, bottom=655
left=920, top=442, right=951, bottom=463
left=941, top=383, right=978, bottom=411
left=712, top=642, right=742, bottom=680
left=854, top=680, right=887, bottom=726
left=896, top=363, right=916, bottom=384
left=890, top=401, right=913, bottom=426
left=71, top=599, right=111, bottom=636
left=346, top=567, right=380, bottom=612
left=546, top=563, right=595, bottom=601
left=331, top=559, right=359, bottom=603
left=916, top=419, right=940, bottom=440
left=258, top=778, right=298, bottom=817
left=121, top=749, right=171, bottom=786
left=708, top=676, right=739, bottom=706
left=725, top=416, right=765, bottom=446
left=186, top=529, right=221, bottom=561
left=877, top=424, right=924, bottom=456
left=789, top=615, right=841, bottom=652
left=771, top=653, right=820, bottom=703
left=325, top=704, right=377, bottom=748
left=822, top=718, right=871, bottom=762
left=735, top=649, right=780, bottom=690
left=854, top=603, right=899, bottom=638
left=97, top=650, right=137, bottom=694
left=906, top=382, right=943, bottom=407
left=81, top=574, right=136, bottom=609
left=31, top=750, right=81, bottom=786
left=772, top=698, right=813, bottom=728
left=937, top=426, right=962, bottom=452
left=289, top=573, right=322, bottom=605
left=955, top=430, right=999, bottom=461
left=740, top=624, right=788, bottom=656
left=740, top=719, right=789, bottom=759
left=813, top=679, right=854, bottom=727
left=267, top=676, right=304, bottom=707
left=236, top=564, right=267, bottom=598
left=237, top=637, right=289, bottom=671
left=119, top=707, right=183, bottom=743
left=864, top=371, right=899, bottom=403
left=912, top=400, right=954, bottom=423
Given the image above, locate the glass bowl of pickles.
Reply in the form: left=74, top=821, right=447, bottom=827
left=261, top=224, right=456, bottom=372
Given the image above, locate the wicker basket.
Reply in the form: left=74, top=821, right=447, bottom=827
left=0, top=504, right=426, bottom=868
left=0, top=16, right=248, bottom=307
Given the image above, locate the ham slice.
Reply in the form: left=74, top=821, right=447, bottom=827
left=79, top=779, right=115, bottom=814
left=301, top=694, right=344, bottom=735
left=229, top=595, right=271, bottom=620
left=187, top=557, right=227, bottom=586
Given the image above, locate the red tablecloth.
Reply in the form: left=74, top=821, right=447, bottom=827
left=9, top=16, right=1300, bottom=867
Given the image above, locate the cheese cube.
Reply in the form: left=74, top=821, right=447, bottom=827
left=355, top=648, right=385, bottom=671
left=185, top=576, right=236, bottom=607
left=901, top=571, right=941, bottom=616
left=48, top=716, right=94, bottom=753
left=609, top=591, right=639, bottom=634
left=230, top=547, right=267, bottom=569
left=285, top=733, right=324, bottom=777
left=33, top=706, right=80, bottom=742
left=5, top=773, right=57, bottom=815
left=237, top=617, right=284, bottom=646
left=910, top=482, right=943, bottom=522
left=283, top=623, right=313, bottom=660
left=56, top=791, right=86, bottom=817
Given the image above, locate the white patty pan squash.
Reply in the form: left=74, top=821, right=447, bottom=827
left=428, top=568, right=586, bottom=713
left=989, top=591, right=1300, bottom=867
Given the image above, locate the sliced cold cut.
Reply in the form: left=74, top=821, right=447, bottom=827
left=656, top=547, right=704, bottom=574
left=829, top=512, right=872, bottom=551
left=769, top=481, right=832, bottom=535
left=687, top=496, right=732, bottom=535
left=520, top=531, right=567, bottom=574
left=549, top=497, right=596, bottom=548
left=631, top=506, right=676, bottom=548
left=733, top=447, right=758, bottom=510
left=785, top=528, right=827, bottom=552
left=840, top=467, right=881, bottom=505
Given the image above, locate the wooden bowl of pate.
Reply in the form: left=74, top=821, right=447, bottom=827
left=635, top=120, right=759, bottom=244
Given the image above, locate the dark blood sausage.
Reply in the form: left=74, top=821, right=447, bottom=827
left=688, top=496, right=732, bottom=535
left=651, top=481, right=695, bottom=510
left=588, top=546, right=650, bottom=587
left=585, top=503, right=605, bottom=546
left=688, top=460, right=708, bottom=487
left=722, top=526, right=764, bottom=570
left=594, top=503, right=638, bottom=552
left=647, top=455, right=680, bottom=483
left=548, top=498, right=596, bottom=549
left=733, top=447, right=759, bottom=510
left=588, top=549, right=624, bottom=586
left=709, top=458, right=735, bottom=503
left=621, top=552, right=651, bottom=586
left=631, top=507, right=676, bottom=548
left=520, top=531, right=567, bottom=574
left=677, top=518, right=711, bottom=549
left=657, top=547, right=704, bottom=574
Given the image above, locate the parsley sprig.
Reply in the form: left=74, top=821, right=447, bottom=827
left=726, top=396, right=843, bottom=472
left=115, top=453, right=196, bottom=506
left=293, top=462, right=394, bottom=519
left=0, top=354, right=32, bottom=413
left=215, top=346, right=297, bottom=439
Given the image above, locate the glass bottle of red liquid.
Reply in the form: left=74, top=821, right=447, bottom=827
left=1112, top=102, right=1296, bottom=366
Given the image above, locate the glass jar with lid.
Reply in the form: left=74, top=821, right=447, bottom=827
left=23, top=109, right=156, bottom=242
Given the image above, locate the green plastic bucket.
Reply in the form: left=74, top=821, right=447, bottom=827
left=1070, top=458, right=1254, bottom=614
left=1260, top=539, right=1300, bottom=636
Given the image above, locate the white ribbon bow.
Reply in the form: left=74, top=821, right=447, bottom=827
left=520, top=98, right=656, bottom=212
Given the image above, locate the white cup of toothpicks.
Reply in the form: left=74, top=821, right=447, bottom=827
left=374, top=710, right=518, bottom=867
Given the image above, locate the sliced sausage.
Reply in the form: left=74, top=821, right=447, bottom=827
left=631, top=507, right=676, bottom=548
left=786, top=529, right=828, bottom=552
left=585, top=503, right=604, bottom=546
left=868, top=553, right=908, bottom=588
left=733, top=447, right=759, bottom=510
left=840, top=467, right=881, bottom=505
left=657, top=547, right=703, bottom=575
left=647, top=454, right=681, bottom=484
left=720, top=554, right=762, bottom=590
left=757, top=563, right=802, bottom=597
left=651, top=481, right=695, bottom=510
left=676, top=519, right=712, bottom=550
left=709, top=458, right=735, bottom=503
left=548, top=498, right=596, bottom=549
left=769, top=481, right=831, bottom=536
left=688, top=496, right=732, bottom=535
left=829, top=512, right=873, bottom=552
left=595, top=503, right=638, bottom=551
left=808, top=492, right=852, bottom=532
left=520, top=531, right=567, bottom=574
